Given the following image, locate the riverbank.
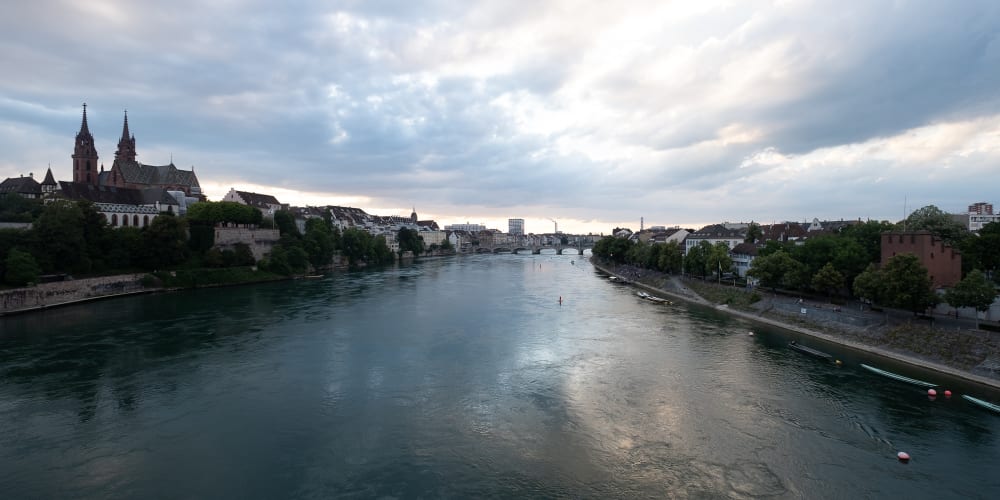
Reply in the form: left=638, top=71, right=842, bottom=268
left=591, top=258, right=1000, bottom=390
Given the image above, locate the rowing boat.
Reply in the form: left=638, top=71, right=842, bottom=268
left=788, top=341, right=833, bottom=361
left=962, top=394, right=1000, bottom=414
left=860, top=364, right=938, bottom=388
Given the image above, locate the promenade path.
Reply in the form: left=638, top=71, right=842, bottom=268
left=593, top=261, right=1000, bottom=390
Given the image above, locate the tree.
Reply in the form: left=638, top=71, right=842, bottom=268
left=303, top=218, right=334, bottom=269
left=657, top=241, right=683, bottom=274
left=4, top=248, right=41, bottom=286
left=811, top=262, right=845, bottom=299
left=397, top=227, right=425, bottom=256
left=31, top=200, right=89, bottom=273
left=840, top=220, right=895, bottom=264
left=747, top=250, right=800, bottom=291
left=745, top=222, right=762, bottom=244
left=273, top=210, right=300, bottom=238
left=944, top=270, right=997, bottom=327
left=900, top=205, right=968, bottom=247
left=961, top=222, right=1000, bottom=281
left=879, top=254, right=938, bottom=315
left=707, top=241, right=733, bottom=279
left=684, top=241, right=711, bottom=278
left=853, top=264, right=882, bottom=306
left=138, top=213, right=189, bottom=270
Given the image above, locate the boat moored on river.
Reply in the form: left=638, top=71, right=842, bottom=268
left=860, top=363, right=938, bottom=388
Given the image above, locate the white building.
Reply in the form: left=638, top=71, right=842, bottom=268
left=508, top=218, right=524, bottom=236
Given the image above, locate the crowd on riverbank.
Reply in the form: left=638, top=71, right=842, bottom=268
left=592, top=259, right=1000, bottom=388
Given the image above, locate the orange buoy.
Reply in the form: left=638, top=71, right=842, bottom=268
left=897, top=451, right=910, bottom=462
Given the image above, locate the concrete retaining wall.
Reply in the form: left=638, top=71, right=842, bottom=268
left=0, top=274, right=147, bottom=315
left=214, top=227, right=280, bottom=261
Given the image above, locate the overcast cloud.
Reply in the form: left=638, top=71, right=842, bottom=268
left=2, top=0, right=999, bottom=233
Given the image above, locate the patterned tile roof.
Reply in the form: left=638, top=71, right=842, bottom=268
left=0, top=176, right=42, bottom=195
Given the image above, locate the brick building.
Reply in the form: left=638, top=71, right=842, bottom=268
left=880, top=231, right=962, bottom=289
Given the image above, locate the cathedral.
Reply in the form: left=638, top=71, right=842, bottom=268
left=71, top=104, right=204, bottom=199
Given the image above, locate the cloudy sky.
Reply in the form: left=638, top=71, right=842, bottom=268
left=2, top=1, right=999, bottom=234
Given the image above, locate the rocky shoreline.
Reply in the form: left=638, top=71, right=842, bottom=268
left=591, top=259, right=1000, bottom=390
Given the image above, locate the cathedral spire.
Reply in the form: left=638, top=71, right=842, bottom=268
left=120, top=109, right=130, bottom=142
left=79, top=103, right=91, bottom=136
left=73, top=103, right=99, bottom=185
left=115, top=109, right=137, bottom=162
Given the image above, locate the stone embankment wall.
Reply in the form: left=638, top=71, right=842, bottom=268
left=214, top=227, right=280, bottom=261
left=0, top=274, right=147, bottom=315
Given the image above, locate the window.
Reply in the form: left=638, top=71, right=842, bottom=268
left=133, top=215, right=139, bottom=226
left=111, top=214, right=118, bottom=226
left=143, top=215, right=150, bottom=226
left=123, top=216, right=128, bottom=227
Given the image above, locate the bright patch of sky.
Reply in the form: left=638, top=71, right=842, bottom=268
left=2, top=0, right=999, bottom=234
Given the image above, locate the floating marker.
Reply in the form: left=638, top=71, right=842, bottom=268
left=748, top=331, right=754, bottom=336
left=928, top=388, right=937, bottom=397
left=835, top=360, right=843, bottom=366
left=897, top=451, right=910, bottom=462
left=944, top=390, right=952, bottom=398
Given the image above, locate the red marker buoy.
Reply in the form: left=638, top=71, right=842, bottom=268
left=928, top=389, right=937, bottom=397
left=944, top=390, right=952, bottom=398
left=897, top=451, right=910, bottom=462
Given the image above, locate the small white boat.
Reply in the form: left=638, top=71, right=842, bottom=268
left=860, top=364, right=937, bottom=388
left=962, top=394, right=1000, bottom=414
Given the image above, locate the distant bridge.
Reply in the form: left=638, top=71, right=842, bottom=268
left=473, top=240, right=595, bottom=255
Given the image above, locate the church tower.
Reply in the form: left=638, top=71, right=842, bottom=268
left=115, top=110, right=137, bottom=162
left=72, top=103, right=99, bottom=185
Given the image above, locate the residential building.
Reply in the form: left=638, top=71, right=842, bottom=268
left=969, top=202, right=994, bottom=215
left=685, top=224, right=746, bottom=254
left=730, top=242, right=759, bottom=278
left=0, top=174, right=42, bottom=199
left=445, top=223, right=487, bottom=232
left=508, top=218, right=524, bottom=236
left=223, top=189, right=284, bottom=215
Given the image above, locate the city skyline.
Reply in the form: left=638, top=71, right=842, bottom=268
left=2, top=1, right=999, bottom=234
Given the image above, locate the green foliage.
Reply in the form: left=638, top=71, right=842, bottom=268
left=811, top=262, right=845, bottom=298
left=273, top=210, right=300, bottom=238
left=944, top=270, right=997, bottom=322
left=31, top=200, right=90, bottom=273
left=853, top=264, right=882, bottom=304
left=303, top=218, right=335, bottom=268
left=745, top=222, right=762, bottom=244
left=0, top=195, right=44, bottom=222
left=708, top=241, right=733, bottom=278
left=138, top=213, right=189, bottom=270
left=960, top=222, right=1000, bottom=280
left=900, top=205, right=968, bottom=247
left=747, top=250, right=799, bottom=291
left=186, top=201, right=262, bottom=226
left=397, top=227, right=425, bottom=256
left=592, top=236, right=633, bottom=264
left=657, top=241, right=683, bottom=274
left=440, top=237, right=454, bottom=251
left=4, top=248, right=40, bottom=286
left=152, top=267, right=282, bottom=288
left=840, top=220, right=894, bottom=264
left=878, top=254, right=939, bottom=314
left=336, top=227, right=393, bottom=268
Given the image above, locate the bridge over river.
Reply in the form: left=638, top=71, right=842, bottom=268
left=473, top=240, right=594, bottom=255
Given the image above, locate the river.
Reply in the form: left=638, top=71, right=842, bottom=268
left=1, top=254, right=998, bottom=498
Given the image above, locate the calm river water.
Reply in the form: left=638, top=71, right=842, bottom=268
left=2, top=254, right=999, bottom=498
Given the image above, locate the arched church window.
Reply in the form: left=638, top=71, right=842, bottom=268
left=123, top=215, right=129, bottom=227
left=133, top=215, right=139, bottom=226
left=112, top=214, right=118, bottom=226
left=143, top=215, right=150, bottom=226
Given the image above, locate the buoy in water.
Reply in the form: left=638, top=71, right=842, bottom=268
left=944, top=390, right=952, bottom=398
left=928, top=389, right=937, bottom=397
left=897, top=451, right=910, bottom=462
left=748, top=331, right=754, bottom=336
left=835, top=359, right=843, bottom=366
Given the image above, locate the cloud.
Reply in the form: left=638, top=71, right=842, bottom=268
left=2, top=0, right=1000, bottom=233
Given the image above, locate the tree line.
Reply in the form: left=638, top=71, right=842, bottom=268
left=0, top=198, right=410, bottom=286
left=593, top=206, right=998, bottom=318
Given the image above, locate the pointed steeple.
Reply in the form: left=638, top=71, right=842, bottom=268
left=120, top=109, right=130, bottom=143
left=72, top=102, right=99, bottom=185
left=115, top=109, right=137, bottom=162
left=78, top=103, right=91, bottom=137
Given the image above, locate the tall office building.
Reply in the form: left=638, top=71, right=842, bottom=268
left=508, top=218, right=524, bottom=235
